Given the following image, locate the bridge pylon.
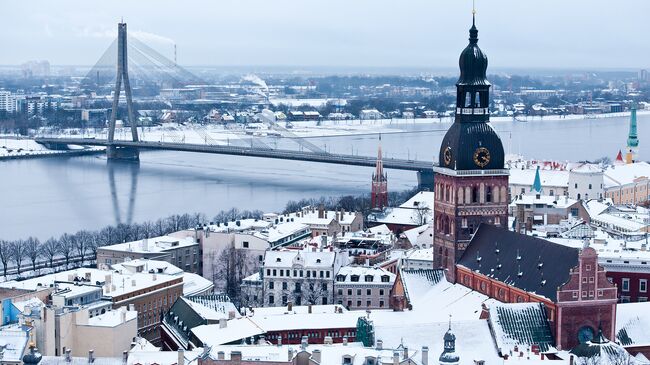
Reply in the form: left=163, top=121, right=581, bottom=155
left=107, top=22, right=139, bottom=161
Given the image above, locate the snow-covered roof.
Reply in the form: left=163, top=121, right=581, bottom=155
left=402, top=224, right=430, bottom=246
left=488, top=302, right=556, bottom=355
left=244, top=304, right=346, bottom=317
left=0, top=324, right=29, bottom=363
left=509, top=167, right=569, bottom=188
left=264, top=250, right=336, bottom=269
left=617, top=302, right=650, bottom=348
left=405, top=248, right=434, bottom=262
left=285, top=208, right=360, bottom=226
left=192, top=317, right=264, bottom=346
left=182, top=295, right=240, bottom=322
left=335, top=266, right=395, bottom=284
left=604, top=162, right=650, bottom=188
left=511, top=194, right=578, bottom=209
left=87, top=308, right=137, bottom=327
left=97, top=235, right=197, bottom=254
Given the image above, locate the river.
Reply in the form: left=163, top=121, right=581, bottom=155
left=0, top=114, right=646, bottom=240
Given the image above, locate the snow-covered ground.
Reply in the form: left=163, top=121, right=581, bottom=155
left=0, top=137, right=99, bottom=159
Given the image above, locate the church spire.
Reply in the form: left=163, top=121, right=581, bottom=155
left=626, top=106, right=639, bottom=164
left=371, top=135, right=388, bottom=210
left=531, top=166, right=542, bottom=194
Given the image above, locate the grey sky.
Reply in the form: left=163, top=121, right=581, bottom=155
left=0, top=0, right=646, bottom=69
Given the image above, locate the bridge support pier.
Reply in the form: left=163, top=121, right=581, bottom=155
left=417, top=169, right=434, bottom=191
left=107, top=146, right=139, bottom=161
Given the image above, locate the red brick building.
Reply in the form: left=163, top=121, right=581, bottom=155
left=457, top=224, right=617, bottom=351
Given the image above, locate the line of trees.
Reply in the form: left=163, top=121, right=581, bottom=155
left=0, top=208, right=264, bottom=279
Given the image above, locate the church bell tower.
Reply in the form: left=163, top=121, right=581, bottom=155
left=433, top=13, right=509, bottom=282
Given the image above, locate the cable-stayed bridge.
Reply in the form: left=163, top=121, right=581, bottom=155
left=37, top=22, right=435, bottom=188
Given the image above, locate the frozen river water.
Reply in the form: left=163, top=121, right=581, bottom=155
left=0, top=113, right=646, bottom=240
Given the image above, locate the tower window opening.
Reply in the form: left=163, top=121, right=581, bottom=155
left=475, top=92, right=481, bottom=108
left=486, top=186, right=492, bottom=203
left=465, top=92, right=472, bottom=107
left=472, top=186, right=479, bottom=203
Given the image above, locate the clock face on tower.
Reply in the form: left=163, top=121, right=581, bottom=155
left=577, top=326, right=595, bottom=344
left=473, top=147, right=491, bottom=168
left=443, top=147, right=452, bottom=166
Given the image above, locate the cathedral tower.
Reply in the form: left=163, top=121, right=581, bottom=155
left=626, top=106, right=639, bottom=164
left=433, top=14, right=509, bottom=281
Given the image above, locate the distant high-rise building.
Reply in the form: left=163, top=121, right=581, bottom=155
left=0, top=91, right=17, bottom=113
left=639, top=69, right=648, bottom=82
left=371, top=137, right=388, bottom=210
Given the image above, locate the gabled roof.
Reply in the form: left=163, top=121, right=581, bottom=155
left=488, top=302, right=556, bottom=355
left=458, top=224, right=579, bottom=302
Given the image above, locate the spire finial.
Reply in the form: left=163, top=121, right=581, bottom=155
left=448, top=314, right=452, bottom=330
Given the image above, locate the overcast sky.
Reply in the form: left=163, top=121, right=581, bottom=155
left=0, top=0, right=646, bottom=70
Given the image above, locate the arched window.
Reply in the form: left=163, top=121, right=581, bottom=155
left=465, top=92, right=472, bottom=107
left=500, top=186, right=508, bottom=203
left=445, top=185, right=450, bottom=202
left=472, top=186, right=479, bottom=203
left=493, top=185, right=500, bottom=203
left=475, top=92, right=481, bottom=108
left=458, top=187, right=464, bottom=204
left=486, top=186, right=492, bottom=203
left=480, top=183, right=486, bottom=204
left=465, top=186, right=472, bottom=204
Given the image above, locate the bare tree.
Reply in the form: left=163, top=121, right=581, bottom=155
left=412, top=202, right=431, bottom=225
left=216, top=245, right=251, bottom=303
left=74, top=230, right=92, bottom=266
left=0, top=240, right=12, bottom=277
left=24, top=237, right=41, bottom=272
left=302, top=277, right=329, bottom=305
left=42, top=238, right=60, bottom=268
left=59, top=233, right=75, bottom=269
left=10, top=240, right=26, bottom=275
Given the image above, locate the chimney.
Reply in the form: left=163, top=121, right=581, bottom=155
left=287, top=301, right=293, bottom=311
left=403, top=347, right=409, bottom=359
left=228, top=310, right=236, bottom=320
left=569, top=355, right=574, bottom=365
left=318, top=204, right=324, bottom=219
left=219, top=318, right=227, bottom=328
left=65, top=349, right=72, bottom=362
left=393, top=351, right=399, bottom=365
left=342, top=336, right=348, bottom=346
left=88, top=349, right=95, bottom=363
left=85, top=272, right=92, bottom=281
left=121, top=308, right=127, bottom=323
left=217, top=351, right=225, bottom=360
left=128, top=304, right=135, bottom=311
left=312, top=349, right=322, bottom=363
left=308, top=304, right=312, bottom=314
left=105, top=274, right=112, bottom=284
left=230, top=351, right=242, bottom=361
left=324, top=336, right=333, bottom=345
left=122, top=351, right=128, bottom=364
left=277, top=337, right=282, bottom=346
left=131, top=279, right=136, bottom=287
left=376, top=339, right=383, bottom=350
left=288, top=348, right=294, bottom=360
left=422, top=346, right=429, bottom=365
left=177, top=349, right=185, bottom=365
left=301, top=336, right=308, bottom=350
left=152, top=274, right=157, bottom=281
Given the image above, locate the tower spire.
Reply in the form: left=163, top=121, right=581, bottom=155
left=371, top=134, right=388, bottom=210
left=626, top=105, right=638, bottom=164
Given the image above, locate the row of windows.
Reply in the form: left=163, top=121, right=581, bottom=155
left=622, top=278, right=648, bottom=293
left=335, top=274, right=391, bottom=283
left=436, top=183, right=508, bottom=205
left=268, top=295, right=328, bottom=306
left=268, top=281, right=328, bottom=291
left=339, top=299, right=386, bottom=308
left=337, top=288, right=386, bottom=296
left=266, top=268, right=331, bottom=279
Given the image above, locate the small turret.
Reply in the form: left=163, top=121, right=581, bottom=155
left=439, top=316, right=460, bottom=365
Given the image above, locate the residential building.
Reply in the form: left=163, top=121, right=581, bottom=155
left=0, top=90, right=18, bottom=113
left=368, top=191, right=434, bottom=234
left=96, top=235, right=200, bottom=274
left=334, top=266, right=396, bottom=310
left=604, top=162, right=650, bottom=205
left=281, top=207, right=363, bottom=237
left=259, top=250, right=348, bottom=307
left=401, top=248, right=434, bottom=271
left=511, top=194, right=585, bottom=233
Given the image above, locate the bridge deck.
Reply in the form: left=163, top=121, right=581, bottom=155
left=35, top=137, right=433, bottom=171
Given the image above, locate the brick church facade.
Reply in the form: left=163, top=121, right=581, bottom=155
left=434, top=15, right=618, bottom=352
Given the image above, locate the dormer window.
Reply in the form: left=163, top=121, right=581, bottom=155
left=337, top=275, right=346, bottom=282
left=316, top=259, right=321, bottom=263
left=364, top=275, right=374, bottom=282
left=381, top=275, right=390, bottom=283
left=276, top=258, right=281, bottom=262
left=350, top=275, right=360, bottom=282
